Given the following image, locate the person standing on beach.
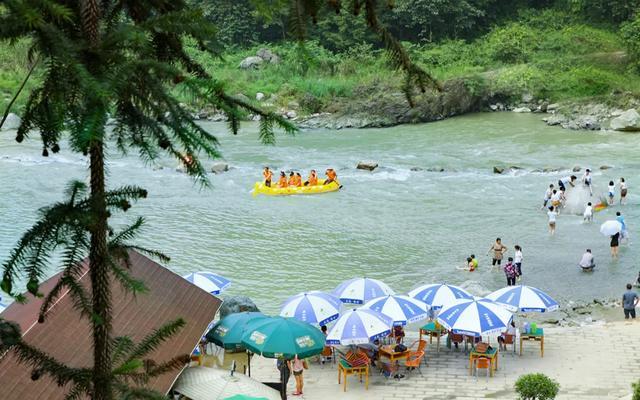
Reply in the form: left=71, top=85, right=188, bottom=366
left=487, top=238, right=507, bottom=268
left=547, top=206, right=558, bottom=235
left=291, top=354, right=307, bottom=396
left=514, top=245, right=523, bottom=280
left=622, top=284, right=638, bottom=320
left=619, top=177, right=628, bottom=205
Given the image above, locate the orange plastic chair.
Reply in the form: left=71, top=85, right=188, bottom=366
left=404, top=350, right=425, bottom=376
left=409, top=339, right=427, bottom=354
left=474, top=357, right=491, bottom=381
left=501, top=333, right=516, bottom=353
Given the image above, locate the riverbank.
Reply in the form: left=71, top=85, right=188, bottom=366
left=245, top=318, right=638, bottom=399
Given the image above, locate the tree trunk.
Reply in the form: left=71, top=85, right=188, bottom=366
left=89, top=142, right=112, bottom=400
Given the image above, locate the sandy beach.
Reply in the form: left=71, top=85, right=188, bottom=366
left=236, top=319, right=639, bottom=400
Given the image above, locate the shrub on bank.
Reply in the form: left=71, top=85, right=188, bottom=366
left=633, top=379, right=640, bottom=400
left=515, top=373, right=560, bottom=400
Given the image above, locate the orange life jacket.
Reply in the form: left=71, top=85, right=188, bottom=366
left=308, top=173, right=318, bottom=186
left=278, top=177, right=288, bottom=187
left=327, top=170, right=337, bottom=181
left=288, top=176, right=296, bottom=186
left=263, top=170, right=272, bottom=181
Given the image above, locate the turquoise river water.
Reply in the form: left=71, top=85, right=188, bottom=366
left=1, top=112, right=638, bottom=314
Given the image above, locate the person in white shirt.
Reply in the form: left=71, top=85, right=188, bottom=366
left=579, top=249, right=595, bottom=271
left=547, top=206, right=557, bottom=235
left=608, top=180, right=615, bottom=205
left=619, top=177, right=628, bottom=205
left=558, top=175, right=577, bottom=191
left=542, top=184, right=554, bottom=209
left=514, top=245, right=523, bottom=280
left=583, top=202, right=593, bottom=222
left=550, top=190, right=562, bottom=214
left=581, top=169, right=593, bottom=196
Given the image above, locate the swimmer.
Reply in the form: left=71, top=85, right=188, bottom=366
left=470, top=254, right=479, bottom=271
left=456, top=257, right=476, bottom=272
left=583, top=202, right=593, bottom=223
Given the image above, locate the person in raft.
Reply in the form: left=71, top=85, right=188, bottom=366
left=558, top=175, right=577, bottom=192
left=288, top=171, right=296, bottom=187
left=277, top=171, right=288, bottom=188
left=304, top=170, right=318, bottom=186
left=263, top=167, right=273, bottom=187
left=324, top=168, right=337, bottom=185
left=487, top=238, right=507, bottom=267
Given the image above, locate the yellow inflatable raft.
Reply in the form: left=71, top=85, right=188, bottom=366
left=253, top=179, right=341, bottom=196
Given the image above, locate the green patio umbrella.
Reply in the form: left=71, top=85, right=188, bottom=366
left=205, top=312, right=267, bottom=376
left=223, top=396, right=269, bottom=400
left=240, top=316, right=325, bottom=360
left=206, top=312, right=267, bottom=350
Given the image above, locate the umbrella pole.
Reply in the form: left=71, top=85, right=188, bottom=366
left=247, top=351, right=251, bottom=377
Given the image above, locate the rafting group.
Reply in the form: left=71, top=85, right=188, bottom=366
left=253, top=167, right=341, bottom=196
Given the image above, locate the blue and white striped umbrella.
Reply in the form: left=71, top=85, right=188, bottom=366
left=326, top=309, right=393, bottom=345
left=182, top=271, right=231, bottom=295
left=485, top=285, right=559, bottom=313
left=437, top=298, right=513, bottom=337
left=362, top=295, right=430, bottom=326
left=280, top=291, right=341, bottom=326
left=333, top=278, right=395, bottom=305
left=408, top=283, right=473, bottom=310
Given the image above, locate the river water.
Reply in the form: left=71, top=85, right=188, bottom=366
left=1, top=113, right=638, bottom=314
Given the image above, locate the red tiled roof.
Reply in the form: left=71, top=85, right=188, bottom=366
left=0, top=250, right=221, bottom=399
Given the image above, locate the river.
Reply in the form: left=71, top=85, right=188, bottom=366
left=1, top=113, right=638, bottom=314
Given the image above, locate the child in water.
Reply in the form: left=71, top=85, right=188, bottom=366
left=583, top=202, right=593, bottom=223
left=608, top=180, right=615, bottom=205
left=547, top=206, right=557, bottom=235
left=457, top=257, right=476, bottom=272
left=582, top=169, right=593, bottom=196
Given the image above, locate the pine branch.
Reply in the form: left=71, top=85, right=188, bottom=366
left=124, top=319, right=186, bottom=363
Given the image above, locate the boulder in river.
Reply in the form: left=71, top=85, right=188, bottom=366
left=239, top=56, right=263, bottom=69
left=599, top=165, right=612, bottom=170
left=1, top=113, right=21, bottom=130
left=609, top=109, right=640, bottom=131
left=493, top=166, right=504, bottom=174
left=572, top=166, right=581, bottom=172
left=211, top=162, right=229, bottom=174
left=357, top=161, right=378, bottom=171
left=512, top=107, right=531, bottom=113
left=219, top=296, right=260, bottom=318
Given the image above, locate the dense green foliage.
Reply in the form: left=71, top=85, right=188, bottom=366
left=633, top=379, right=640, bottom=400
left=621, top=13, right=640, bottom=72
left=515, top=373, right=560, bottom=400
